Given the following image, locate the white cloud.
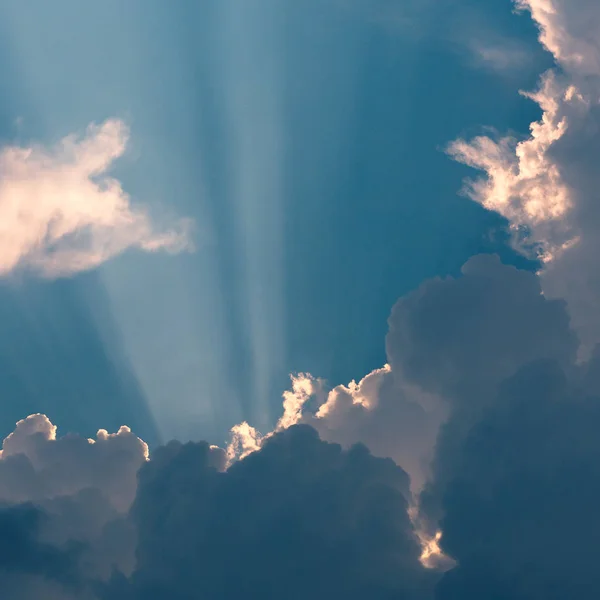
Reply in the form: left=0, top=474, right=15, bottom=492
left=0, top=413, right=148, bottom=512
left=310, top=366, right=447, bottom=494
left=0, top=119, right=193, bottom=278
left=448, top=71, right=576, bottom=260
left=0, top=414, right=149, bottom=588
left=515, top=0, right=600, bottom=74
left=448, top=0, right=600, bottom=355
left=226, top=421, right=263, bottom=465
left=226, top=367, right=446, bottom=495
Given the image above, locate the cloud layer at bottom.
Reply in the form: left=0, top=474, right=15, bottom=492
left=2, top=252, right=600, bottom=598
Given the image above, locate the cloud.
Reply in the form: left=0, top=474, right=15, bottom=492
left=226, top=363, right=446, bottom=496
left=0, top=414, right=148, bottom=595
left=0, top=503, right=85, bottom=599
left=0, top=414, right=148, bottom=512
left=227, top=255, right=574, bottom=498
left=305, top=366, right=446, bottom=495
left=515, top=0, right=600, bottom=74
left=447, top=71, right=576, bottom=259
left=0, top=253, right=595, bottom=597
left=448, top=0, right=600, bottom=355
left=104, top=426, right=435, bottom=600
left=467, top=38, right=534, bottom=73
left=434, top=358, right=600, bottom=598
left=0, top=120, right=192, bottom=278
left=386, top=254, right=576, bottom=400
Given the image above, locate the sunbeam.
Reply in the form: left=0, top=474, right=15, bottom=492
left=215, top=1, right=287, bottom=430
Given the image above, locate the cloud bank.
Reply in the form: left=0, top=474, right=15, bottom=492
left=1, top=252, right=600, bottom=597
left=0, top=120, right=192, bottom=278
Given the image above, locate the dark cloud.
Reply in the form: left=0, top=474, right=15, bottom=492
left=0, top=503, right=79, bottom=579
left=0, top=503, right=85, bottom=599
left=435, top=359, right=600, bottom=598
left=385, top=255, right=576, bottom=521
left=387, top=254, right=576, bottom=401
left=104, top=426, right=435, bottom=600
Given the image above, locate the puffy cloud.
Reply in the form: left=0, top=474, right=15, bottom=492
left=383, top=255, right=578, bottom=533
left=0, top=414, right=148, bottom=512
left=225, top=366, right=445, bottom=495
left=105, top=426, right=435, bottom=600
left=227, top=255, right=573, bottom=498
left=0, top=414, right=148, bottom=595
left=0, top=119, right=192, bottom=278
left=386, top=254, right=576, bottom=400
left=448, top=0, right=600, bottom=354
left=307, top=366, right=446, bottom=494
left=516, top=0, right=600, bottom=73
left=424, top=8, right=600, bottom=591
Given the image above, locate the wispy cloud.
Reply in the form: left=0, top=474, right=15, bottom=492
left=467, top=37, right=533, bottom=73
left=341, top=0, right=538, bottom=75
left=0, top=119, right=192, bottom=278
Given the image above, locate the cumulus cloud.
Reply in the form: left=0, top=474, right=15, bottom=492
left=0, top=414, right=148, bottom=512
left=0, top=414, right=148, bottom=597
left=386, top=254, right=576, bottom=400
left=0, top=252, right=597, bottom=597
left=0, top=119, right=192, bottom=278
left=105, top=426, right=435, bottom=600
left=227, top=255, right=574, bottom=499
left=306, top=366, right=446, bottom=494
left=448, top=0, right=600, bottom=355
left=226, top=366, right=445, bottom=495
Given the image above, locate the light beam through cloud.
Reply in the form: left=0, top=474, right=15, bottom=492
left=217, top=1, right=287, bottom=430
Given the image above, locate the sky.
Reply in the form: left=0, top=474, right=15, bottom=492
left=0, top=0, right=546, bottom=446
left=1, top=0, right=600, bottom=598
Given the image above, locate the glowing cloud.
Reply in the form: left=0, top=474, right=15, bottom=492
left=447, top=0, right=600, bottom=354
left=447, top=0, right=600, bottom=262
left=447, top=71, right=576, bottom=261
left=0, top=119, right=192, bottom=278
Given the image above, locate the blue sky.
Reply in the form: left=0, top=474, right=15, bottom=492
left=0, top=0, right=546, bottom=446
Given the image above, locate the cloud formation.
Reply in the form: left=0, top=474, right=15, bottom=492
left=226, top=366, right=445, bottom=495
left=0, top=120, right=192, bottom=278
left=0, top=414, right=148, bottom=512
left=106, top=426, right=435, bottom=600
left=0, top=253, right=598, bottom=597
left=434, top=358, right=600, bottom=599
left=0, top=503, right=84, bottom=600
left=0, top=415, right=148, bottom=597
left=448, top=0, right=600, bottom=354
